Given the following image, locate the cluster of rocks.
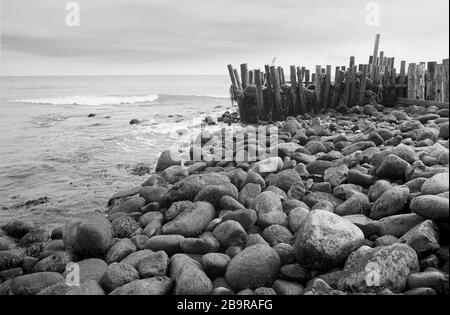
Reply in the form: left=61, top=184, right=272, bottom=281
left=217, top=111, right=239, bottom=125
left=0, top=103, right=449, bottom=295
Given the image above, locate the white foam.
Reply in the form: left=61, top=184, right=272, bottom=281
left=15, top=94, right=159, bottom=106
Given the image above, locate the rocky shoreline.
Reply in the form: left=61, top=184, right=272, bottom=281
left=1, top=102, right=449, bottom=295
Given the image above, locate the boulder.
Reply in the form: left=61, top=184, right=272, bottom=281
left=250, top=191, right=283, bottom=215
left=136, top=251, right=169, bottom=278
left=11, top=272, right=64, bottom=295
left=110, top=277, right=172, bottom=295
left=267, top=169, right=303, bottom=193
left=295, top=210, right=364, bottom=271
left=162, top=201, right=215, bottom=237
left=155, top=150, right=181, bottom=172
left=337, top=244, right=419, bottom=293
left=376, top=154, right=410, bottom=180
left=225, top=245, right=281, bottom=291
left=100, top=262, right=139, bottom=293
left=411, top=195, right=449, bottom=221
left=63, top=213, right=113, bottom=258
left=370, top=186, right=410, bottom=220
left=104, top=239, right=137, bottom=264
left=213, top=221, right=247, bottom=247
left=421, top=173, right=449, bottom=195
left=399, top=220, right=440, bottom=258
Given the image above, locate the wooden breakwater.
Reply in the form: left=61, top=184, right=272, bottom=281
left=227, top=34, right=449, bottom=124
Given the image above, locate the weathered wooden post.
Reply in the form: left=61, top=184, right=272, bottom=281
left=290, top=65, right=298, bottom=115
left=270, top=66, right=282, bottom=120
left=322, top=65, right=332, bottom=110
left=233, top=68, right=242, bottom=91
left=407, top=63, right=417, bottom=99
left=254, top=69, right=264, bottom=121
left=240, top=63, right=249, bottom=90
left=359, top=65, right=368, bottom=106
left=371, top=34, right=380, bottom=79
left=349, top=65, right=358, bottom=107
left=315, top=65, right=322, bottom=113
left=442, top=59, right=449, bottom=102
left=265, top=65, right=274, bottom=121
left=435, top=64, right=444, bottom=102
left=417, top=62, right=426, bottom=100
left=426, top=62, right=437, bottom=100
left=297, top=67, right=307, bottom=114
left=399, top=61, right=407, bottom=97
left=305, top=70, right=310, bottom=87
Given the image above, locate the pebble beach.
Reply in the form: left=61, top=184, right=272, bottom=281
left=0, top=101, right=449, bottom=296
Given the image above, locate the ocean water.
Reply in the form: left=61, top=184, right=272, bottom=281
left=0, top=75, right=232, bottom=230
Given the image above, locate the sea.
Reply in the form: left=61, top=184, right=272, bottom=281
left=0, top=75, right=232, bottom=230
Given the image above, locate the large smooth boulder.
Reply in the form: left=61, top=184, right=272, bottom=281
left=194, top=184, right=238, bottom=209
left=267, top=169, right=303, bottom=193
left=370, top=186, right=410, bottom=220
left=376, top=154, right=410, bottom=180
left=250, top=191, right=283, bottom=215
left=225, top=245, right=281, bottom=291
left=162, top=201, right=215, bottom=237
left=100, top=262, right=139, bottom=293
left=166, top=173, right=231, bottom=204
left=11, top=272, right=64, bottom=295
left=63, top=213, right=113, bottom=258
left=421, top=173, right=449, bottom=195
left=110, top=277, right=173, bottom=295
left=295, top=210, right=364, bottom=271
left=411, top=195, right=449, bottom=221
left=399, top=220, right=440, bottom=258
left=337, top=244, right=419, bottom=293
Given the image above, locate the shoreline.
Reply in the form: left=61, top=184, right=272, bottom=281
left=1, top=102, right=449, bottom=295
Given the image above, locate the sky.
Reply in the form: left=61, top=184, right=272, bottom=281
left=0, top=0, right=449, bottom=75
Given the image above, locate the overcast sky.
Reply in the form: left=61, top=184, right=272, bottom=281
left=1, top=0, right=449, bottom=75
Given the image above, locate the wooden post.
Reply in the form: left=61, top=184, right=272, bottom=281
left=249, top=70, right=254, bottom=85
left=379, top=51, right=384, bottom=67
left=290, top=66, right=298, bottom=115
left=332, top=70, right=344, bottom=108
left=233, top=69, right=242, bottom=91
left=270, top=66, right=282, bottom=120
left=349, top=56, right=355, bottom=68
left=315, top=65, right=322, bottom=113
left=417, top=62, right=426, bottom=100
left=240, top=64, right=249, bottom=90
left=371, top=34, right=380, bottom=79
left=407, top=63, right=417, bottom=99
left=349, top=65, right=358, bottom=107
left=227, top=64, right=238, bottom=89
left=343, top=69, right=351, bottom=106
left=254, top=69, right=264, bottom=121
left=426, top=62, right=437, bottom=101
left=297, top=67, right=307, bottom=114
left=312, top=73, right=316, bottom=85
left=305, top=70, right=310, bottom=87
left=399, top=61, right=406, bottom=97
left=435, top=64, right=444, bottom=102
left=443, top=59, right=449, bottom=102
left=359, top=65, right=368, bottom=106
left=280, top=67, right=286, bottom=86
left=322, top=65, right=332, bottom=110
left=265, top=65, right=274, bottom=120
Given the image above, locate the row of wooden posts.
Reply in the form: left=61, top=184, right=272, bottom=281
left=227, top=34, right=449, bottom=123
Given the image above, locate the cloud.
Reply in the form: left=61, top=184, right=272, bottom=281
left=1, top=0, right=448, bottom=75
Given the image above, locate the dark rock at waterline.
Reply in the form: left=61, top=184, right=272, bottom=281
left=129, top=119, right=141, bottom=125
left=63, top=213, right=113, bottom=258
